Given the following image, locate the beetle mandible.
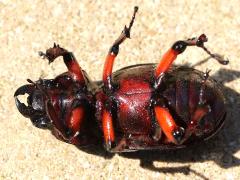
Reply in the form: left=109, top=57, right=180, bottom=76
left=15, top=7, right=228, bottom=152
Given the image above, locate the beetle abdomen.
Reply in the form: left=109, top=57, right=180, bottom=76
left=162, top=67, right=226, bottom=139
left=112, top=64, right=226, bottom=146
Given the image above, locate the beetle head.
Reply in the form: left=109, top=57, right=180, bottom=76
left=14, top=82, right=51, bottom=129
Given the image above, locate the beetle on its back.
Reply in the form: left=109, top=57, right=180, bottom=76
left=14, top=7, right=228, bottom=152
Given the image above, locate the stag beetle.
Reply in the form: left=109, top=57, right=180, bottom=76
left=15, top=7, right=228, bottom=152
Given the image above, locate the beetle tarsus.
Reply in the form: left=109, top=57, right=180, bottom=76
left=125, top=6, right=138, bottom=38
left=38, top=51, right=47, bottom=59
left=155, top=33, right=229, bottom=86
left=186, top=34, right=229, bottom=65
left=108, top=6, right=138, bottom=55
left=39, top=44, right=68, bottom=63
left=104, top=7, right=138, bottom=92
left=39, top=44, right=85, bottom=83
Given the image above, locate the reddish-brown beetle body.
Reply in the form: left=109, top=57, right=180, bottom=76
left=95, top=64, right=226, bottom=151
left=14, top=7, right=228, bottom=152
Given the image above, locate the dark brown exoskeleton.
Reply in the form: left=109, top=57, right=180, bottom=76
left=15, top=7, right=228, bottom=152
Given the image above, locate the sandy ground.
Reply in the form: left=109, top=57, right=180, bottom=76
left=1, top=0, right=240, bottom=179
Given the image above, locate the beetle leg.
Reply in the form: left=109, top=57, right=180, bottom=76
left=46, top=101, right=69, bottom=141
left=103, top=6, right=138, bottom=93
left=102, top=109, right=115, bottom=151
left=189, top=69, right=212, bottom=128
left=154, top=106, right=185, bottom=144
left=47, top=98, right=86, bottom=144
left=152, top=123, right=162, bottom=142
left=185, top=70, right=212, bottom=137
left=188, top=105, right=211, bottom=131
left=199, top=69, right=211, bottom=105
left=154, top=34, right=229, bottom=89
left=67, top=106, right=85, bottom=145
left=39, top=44, right=85, bottom=84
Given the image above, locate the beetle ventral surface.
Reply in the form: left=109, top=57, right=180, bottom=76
left=14, top=5, right=228, bottom=152
left=5, top=1, right=240, bottom=180
left=15, top=56, right=227, bottom=151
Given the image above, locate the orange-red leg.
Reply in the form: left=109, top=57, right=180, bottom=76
left=102, top=109, right=115, bottom=151
left=154, top=105, right=211, bottom=144
left=186, top=70, right=212, bottom=136
left=181, top=105, right=211, bottom=143
left=103, top=7, right=138, bottom=92
left=39, top=44, right=85, bottom=84
left=66, top=107, right=85, bottom=144
left=47, top=99, right=85, bottom=145
left=62, top=52, right=85, bottom=83
left=154, top=69, right=212, bottom=144
left=189, top=106, right=210, bottom=130
left=154, top=106, right=185, bottom=144
left=103, top=53, right=117, bottom=92
left=154, top=34, right=228, bottom=88
left=155, top=49, right=179, bottom=78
